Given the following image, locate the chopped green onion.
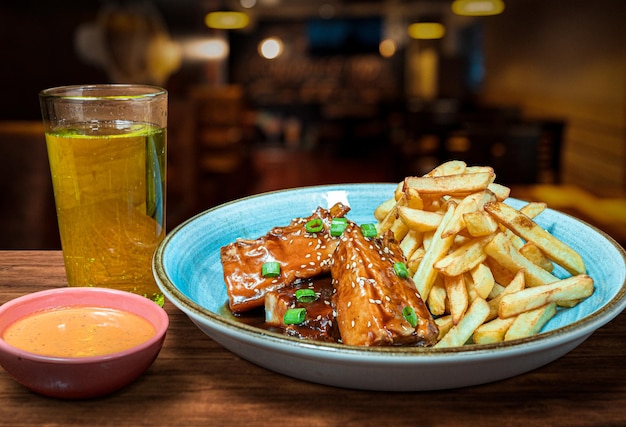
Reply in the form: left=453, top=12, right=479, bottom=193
left=330, top=217, right=348, bottom=236
left=305, top=218, right=324, bottom=233
left=402, top=306, right=419, bottom=328
left=284, top=308, right=307, bottom=325
left=394, top=262, right=409, bottom=279
left=360, top=223, right=378, bottom=238
left=295, top=288, right=317, bottom=303
left=262, top=261, right=281, bottom=278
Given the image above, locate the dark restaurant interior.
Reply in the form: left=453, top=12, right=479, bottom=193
left=0, top=0, right=624, bottom=250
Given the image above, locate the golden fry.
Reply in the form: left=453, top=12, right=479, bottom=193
left=404, top=170, right=494, bottom=196
left=397, top=205, right=443, bottom=232
left=425, top=160, right=467, bottom=177
left=498, top=274, right=594, bottom=318
left=484, top=232, right=559, bottom=287
left=427, top=277, right=447, bottom=316
left=444, top=274, right=468, bottom=325
left=470, top=262, right=496, bottom=299
left=473, top=316, right=517, bottom=344
left=484, top=201, right=586, bottom=275
left=434, top=234, right=493, bottom=277
left=374, top=197, right=396, bottom=222
left=464, top=210, right=499, bottom=237
left=435, top=298, right=490, bottom=348
left=412, top=203, right=456, bottom=301
left=504, top=302, right=557, bottom=341
left=486, top=269, right=525, bottom=321
left=519, top=241, right=554, bottom=272
left=441, top=191, right=496, bottom=238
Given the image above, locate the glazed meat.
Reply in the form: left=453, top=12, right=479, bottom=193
left=221, top=203, right=350, bottom=312
left=264, top=277, right=339, bottom=342
left=330, top=225, right=439, bottom=347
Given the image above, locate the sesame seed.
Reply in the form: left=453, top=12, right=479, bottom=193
left=347, top=301, right=352, bottom=307
left=351, top=320, right=355, bottom=328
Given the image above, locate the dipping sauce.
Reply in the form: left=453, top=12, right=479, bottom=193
left=2, top=306, right=156, bottom=357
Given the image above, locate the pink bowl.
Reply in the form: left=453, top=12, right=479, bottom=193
left=0, top=287, right=169, bottom=399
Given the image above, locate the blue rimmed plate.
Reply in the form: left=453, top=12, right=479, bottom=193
left=153, top=184, right=626, bottom=391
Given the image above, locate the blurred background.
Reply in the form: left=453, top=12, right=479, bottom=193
left=0, top=0, right=624, bottom=249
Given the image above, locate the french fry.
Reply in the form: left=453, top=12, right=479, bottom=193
left=470, top=262, right=496, bottom=299
left=397, top=206, right=443, bottom=232
left=389, top=217, right=409, bottom=242
left=425, top=160, right=467, bottom=177
left=404, top=170, right=494, bottom=196
left=519, top=241, right=554, bottom=272
left=443, top=274, right=468, bottom=325
left=484, top=256, right=516, bottom=286
left=488, top=283, right=505, bottom=299
left=412, top=203, right=456, bottom=300
left=484, top=232, right=559, bottom=287
left=520, top=201, right=547, bottom=218
left=405, top=187, right=424, bottom=209
left=473, top=316, right=517, bottom=344
left=434, top=234, right=493, bottom=277
left=486, top=269, right=525, bottom=321
left=435, top=298, right=490, bottom=348
left=441, top=190, right=496, bottom=238
left=498, top=274, right=594, bottom=318
left=374, top=197, right=396, bottom=222
left=406, top=246, right=425, bottom=275
left=377, top=194, right=405, bottom=235
left=504, top=302, right=557, bottom=341
left=427, top=277, right=447, bottom=316
left=464, top=210, right=499, bottom=237
left=487, top=182, right=511, bottom=201
left=464, top=272, right=480, bottom=303
left=484, top=201, right=586, bottom=275
left=399, top=229, right=423, bottom=259
left=434, top=315, right=454, bottom=340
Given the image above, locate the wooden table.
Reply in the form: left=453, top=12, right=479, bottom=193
left=1, top=251, right=624, bottom=426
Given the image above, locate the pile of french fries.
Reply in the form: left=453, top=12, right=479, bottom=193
left=374, top=160, right=594, bottom=347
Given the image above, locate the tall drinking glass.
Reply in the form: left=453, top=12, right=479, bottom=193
left=39, top=84, right=167, bottom=306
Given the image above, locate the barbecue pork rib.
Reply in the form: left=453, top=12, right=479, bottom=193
left=330, top=225, right=439, bottom=347
left=221, top=203, right=350, bottom=312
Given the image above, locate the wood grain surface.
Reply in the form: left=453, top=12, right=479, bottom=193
left=0, top=251, right=624, bottom=427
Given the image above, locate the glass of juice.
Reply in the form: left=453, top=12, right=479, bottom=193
left=39, top=85, right=167, bottom=306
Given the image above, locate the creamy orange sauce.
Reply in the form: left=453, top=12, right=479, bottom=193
left=2, top=306, right=156, bottom=357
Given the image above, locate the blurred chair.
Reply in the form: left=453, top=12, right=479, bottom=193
left=0, top=121, right=60, bottom=249
left=189, top=85, right=254, bottom=210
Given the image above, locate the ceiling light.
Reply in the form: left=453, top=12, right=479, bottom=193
left=205, top=11, right=250, bottom=29
left=451, top=0, right=505, bottom=16
left=407, top=22, right=446, bottom=40
left=258, top=37, right=283, bottom=59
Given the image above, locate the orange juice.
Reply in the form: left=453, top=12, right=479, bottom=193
left=45, top=121, right=166, bottom=305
